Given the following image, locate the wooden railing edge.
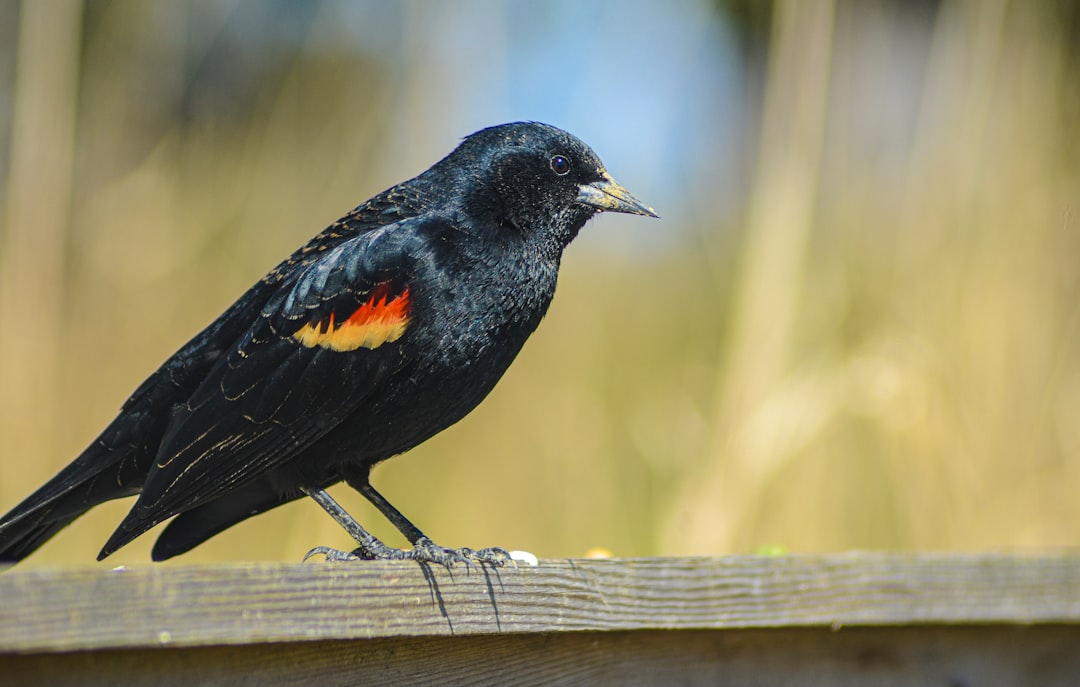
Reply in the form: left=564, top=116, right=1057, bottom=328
left=1, top=551, right=1078, bottom=654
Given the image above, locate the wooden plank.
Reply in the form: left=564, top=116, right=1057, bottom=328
left=1, top=552, right=1078, bottom=653
left=4, top=627, right=1080, bottom=687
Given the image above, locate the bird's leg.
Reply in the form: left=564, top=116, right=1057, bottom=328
left=341, top=472, right=512, bottom=567
left=300, top=486, right=402, bottom=562
left=300, top=486, right=506, bottom=567
left=351, top=480, right=427, bottom=543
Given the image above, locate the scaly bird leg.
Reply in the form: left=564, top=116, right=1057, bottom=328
left=300, top=486, right=509, bottom=567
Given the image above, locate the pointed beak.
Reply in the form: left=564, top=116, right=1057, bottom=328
left=577, top=172, right=659, bottom=218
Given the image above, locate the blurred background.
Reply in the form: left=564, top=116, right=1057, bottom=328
left=1, top=0, right=1078, bottom=567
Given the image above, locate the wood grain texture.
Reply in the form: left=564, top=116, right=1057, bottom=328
left=5, top=627, right=1080, bottom=687
left=1, top=552, right=1078, bottom=653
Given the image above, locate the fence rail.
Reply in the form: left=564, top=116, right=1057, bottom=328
left=2, top=552, right=1078, bottom=685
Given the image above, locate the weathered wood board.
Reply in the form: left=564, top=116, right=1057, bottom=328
left=1, top=553, right=1077, bottom=686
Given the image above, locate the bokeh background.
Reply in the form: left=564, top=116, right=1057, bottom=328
left=1, top=0, right=1078, bottom=567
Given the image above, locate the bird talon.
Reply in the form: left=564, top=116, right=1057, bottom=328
left=303, top=545, right=362, bottom=562
left=473, top=546, right=513, bottom=564
left=407, top=537, right=463, bottom=567
left=304, top=541, right=512, bottom=568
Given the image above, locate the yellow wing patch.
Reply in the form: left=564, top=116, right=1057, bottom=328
left=293, top=284, right=411, bottom=352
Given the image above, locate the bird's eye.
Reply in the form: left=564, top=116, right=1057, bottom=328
left=550, top=155, right=570, bottom=176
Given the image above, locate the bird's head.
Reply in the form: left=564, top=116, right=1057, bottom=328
left=443, top=122, right=658, bottom=253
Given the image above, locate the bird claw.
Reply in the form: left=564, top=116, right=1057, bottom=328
left=395, top=538, right=513, bottom=568
left=470, top=546, right=514, bottom=565
left=302, top=538, right=512, bottom=568
left=302, top=545, right=361, bottom=562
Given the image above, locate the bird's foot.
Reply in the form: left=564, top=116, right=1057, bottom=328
left=304, top=537, right=513, bottom=567
left=451, top=545, right=515, bottom=566
left=303, top=546, right=362, bottom=562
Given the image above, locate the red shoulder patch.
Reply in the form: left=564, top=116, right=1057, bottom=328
left=293, top=283, right=411, bottom=352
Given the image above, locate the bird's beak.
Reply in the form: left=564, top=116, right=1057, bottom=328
left=577, top=172, right=659, bottom=218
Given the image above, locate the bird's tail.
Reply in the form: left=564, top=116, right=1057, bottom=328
left=0, top=445, right=143, bottom=563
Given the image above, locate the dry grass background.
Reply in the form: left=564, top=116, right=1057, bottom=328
left=1, top=0, right=1078, bottom=567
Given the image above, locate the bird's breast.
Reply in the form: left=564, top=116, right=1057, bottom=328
left=415, top=251, right=558, bottom=366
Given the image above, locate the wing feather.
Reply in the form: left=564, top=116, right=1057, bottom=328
left=100, top=220, right=426, bottom=554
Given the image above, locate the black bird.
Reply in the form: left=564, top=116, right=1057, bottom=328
left=0, top=122, right=656, bottom=565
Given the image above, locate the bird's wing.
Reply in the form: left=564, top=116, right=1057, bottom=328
left=102, top=222, right=424, bottom=553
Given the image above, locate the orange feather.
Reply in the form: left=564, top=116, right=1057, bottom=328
left=293, top=285, right=410, bottom=352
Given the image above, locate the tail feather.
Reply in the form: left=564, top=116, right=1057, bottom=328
left=0, top=518, right=77, bottom=563
left=1, top=292, right=265, bottom=564
left=0, top=445, right=142, bottom=562
left=148, top=477, right=297, bottom=561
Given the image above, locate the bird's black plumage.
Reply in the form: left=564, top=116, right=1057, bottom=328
left=0, top=122, right=656, bottom=564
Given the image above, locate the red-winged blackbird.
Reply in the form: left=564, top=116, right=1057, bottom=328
left=0, top=122, right=656, bottom=565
